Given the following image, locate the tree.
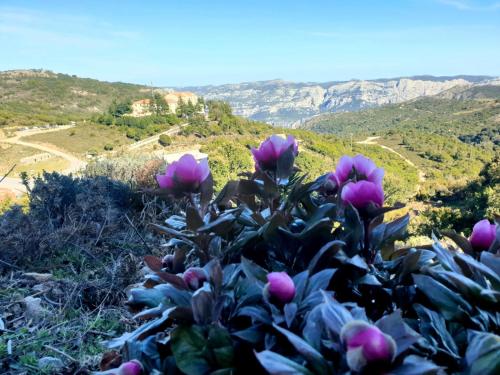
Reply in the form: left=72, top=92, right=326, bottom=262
left=150, top=93, right=169, bottom=116
left=109, top=99, right=132, bottom=117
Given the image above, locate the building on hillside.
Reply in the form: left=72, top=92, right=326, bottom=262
left=130, top=98, right=152, bottom=117
left=164, top=92, right=198, bottom=113
left=130, top=92, right=200, bottom=117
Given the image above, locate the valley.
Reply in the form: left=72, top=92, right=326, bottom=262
left=0, top=70, right=498, bottom=236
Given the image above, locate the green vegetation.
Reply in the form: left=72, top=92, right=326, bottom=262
left=158, top=134, right=172, bottom=147
left=305, top=93, right=500, bottom=150
left=301, top=90, right=499, bottom=236
left=20, top=123, right=132, bottom=157
left=0, top=70, right=150, bottom=127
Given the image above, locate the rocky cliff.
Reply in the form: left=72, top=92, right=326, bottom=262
left=179, top=76, right=494, bottom=126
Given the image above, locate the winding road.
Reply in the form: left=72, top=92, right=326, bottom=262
left=356, top=136, right=426, bottom=183
left=0, top=123, right=189, bottom=196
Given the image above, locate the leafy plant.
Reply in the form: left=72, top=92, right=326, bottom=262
left=99, top=135, right=500, bottom=374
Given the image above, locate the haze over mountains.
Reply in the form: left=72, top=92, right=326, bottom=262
left=179, top=75, right=498, bottom=126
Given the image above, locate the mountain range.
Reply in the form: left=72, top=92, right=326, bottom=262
left=178, top=75, right=498, bottom=126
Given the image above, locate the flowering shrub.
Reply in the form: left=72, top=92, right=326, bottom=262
left=99, top=135, right=500, bottom=375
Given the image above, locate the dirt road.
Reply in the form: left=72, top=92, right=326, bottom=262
left=356, top=136, right=426, bottom=183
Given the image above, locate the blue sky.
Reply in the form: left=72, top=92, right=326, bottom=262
left=0, top=0, right=499, bottom=86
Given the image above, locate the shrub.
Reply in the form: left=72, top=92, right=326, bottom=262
left=104, top=143, right=114, bottom=151
left=98, top=136, right=500, bottom=375
left=158, top=134, right=172, bottom=147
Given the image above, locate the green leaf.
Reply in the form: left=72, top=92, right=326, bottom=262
left=208, top=326, right=234, bottom=368
left=308, top=240, right=344, bottom=274
left=480, top=252, right=500, bottom=277
left=198, top=213, right=237, bottom=235
left=186, top=204, right=203, bottom=230
left=191, top=284, right=214, bottom=325
left=375, top=310, right=421, bottom=357
left=320, top=291, right=353, bottom=336
left=255, top=350, right=314, bottom=375
left=240, top=256, right=268, bottom=284
left=305, top=269, right=336, bottom=296
left=412, top=274, right=473, bottom=320
left=390, top=355, right=443, bottom=375
left=455, top=252, right=500, bottom=290
left=414, top=304, right=459, bottom=359
left=273, top=324, right=329, bottom=374
left=466, top=331, right=500, bottom=375
left=170, top=325, right=211, bottom=375
left=441, top=229, right=474, bottom=255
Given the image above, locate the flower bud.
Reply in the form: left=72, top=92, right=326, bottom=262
left=264, top=272, right=295, bottom=303
left=183, top=267, right=208, bottom=290
left=156, top=154, right=210, bottom=194
left=118, top=360, right=143, bottom=375
left=341, top=180, right=384, bottom=209
left=333, top=154, right=384, bottom=185
left=341, top=320, right=396, bottom=372
left=469, top=219, right=496, bottom=251
left=251, top=135, right=298, bottom=173
left=162, top=254, right=174, bottom=269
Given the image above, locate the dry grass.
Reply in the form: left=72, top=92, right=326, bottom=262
left=20, top=124, right=132, bottom=157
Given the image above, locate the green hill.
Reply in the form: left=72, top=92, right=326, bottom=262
left=0, top=69, right=151, bottom=127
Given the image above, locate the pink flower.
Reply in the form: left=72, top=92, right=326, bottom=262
left=118, top=361, right=143, bottom=375
left=341, top=321, right=396, bottom=372
left=156, top=154, right=210, bottom=193
left=265, top=272, right=295, bottom=303
left=331, top=154, right=384, bottom=186
left=341, top=180, right=384, bottom=209
left=251, top=135, right=298, bottom=172
left=183, top=267, right=208, bottom=290
left=470, top=219, right=497, bottom=251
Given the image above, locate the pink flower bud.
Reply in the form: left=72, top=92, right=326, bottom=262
left=341, top=320, right=396, bottom=372
left=334, top=154, right=384, bottom=185
left=469, top=219, right=496, bottom=251
left=156, top=154, right=210, bottom=194
left=118, top=360, right=143, bottom=375
left=251, top=135, right=298, bottom=172
left=264, top=272, right=296, bottom=303
left=183, top=267, right=208, bottom=290
left=341, top=180, right=384, bottom=209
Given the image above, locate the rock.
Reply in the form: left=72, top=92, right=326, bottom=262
left=184, top=77, right=483, bottom=126
left=23, top=272, right=53, bottom=282
left=23, top=296, right=48, bottom=322
left=38, top=356, right=64, bottom=371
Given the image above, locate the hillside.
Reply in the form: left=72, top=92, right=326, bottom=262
left=179, top=75, right=495, bottom=126
left=302, top=86, right=500, bottom=147
left=0, top=69, right=152, bottom=127
left=300, top=88, right=499, bottom=226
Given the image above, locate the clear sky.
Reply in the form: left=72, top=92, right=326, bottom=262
left=0, top=0, right=499, bottom=86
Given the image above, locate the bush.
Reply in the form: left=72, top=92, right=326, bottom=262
left=158, top=134, right=172, bottom=147
left=104, top=143, right=114, bottom=151
left=99, top=138, right=500, bottom=374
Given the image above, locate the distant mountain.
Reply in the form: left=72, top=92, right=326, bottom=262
left=301, top=84, right=500, bottom=148
left=178, top=75, right=496, bottom=126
